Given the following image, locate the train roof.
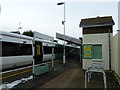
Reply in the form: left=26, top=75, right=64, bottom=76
left=0, top=31, right=56, bottom=44
left=0, top=31, right=80, bottom=48
left=0, top=31, right=33, bottom=40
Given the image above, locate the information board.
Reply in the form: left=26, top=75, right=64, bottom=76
left=83, top=44, right=92, bottom=59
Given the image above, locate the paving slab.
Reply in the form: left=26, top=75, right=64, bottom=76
left=37, top=68, right=119, bottom=89
left=10, top=58, right=120, bottom=89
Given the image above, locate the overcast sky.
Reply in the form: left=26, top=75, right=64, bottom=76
left=0, top=0, right=119, bottom=42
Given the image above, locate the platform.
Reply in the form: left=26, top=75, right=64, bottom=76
left=10, top=58, right=120, bottom=89
left=38, top=68, right=84, bottom=88
left=37, top=68, right=119, bottom=88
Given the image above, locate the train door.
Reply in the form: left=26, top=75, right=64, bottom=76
left=34, top=41, right=43, bottom=65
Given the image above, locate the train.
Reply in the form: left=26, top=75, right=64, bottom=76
left=0, top=31, right=79, bottom=70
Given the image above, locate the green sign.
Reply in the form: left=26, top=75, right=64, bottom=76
left=83, top=45, right=92, bottom=59
left=34, top=64, right=49, bottom=75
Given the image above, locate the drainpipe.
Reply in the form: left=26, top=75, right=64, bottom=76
left=109, top=28, right=111, bottom=70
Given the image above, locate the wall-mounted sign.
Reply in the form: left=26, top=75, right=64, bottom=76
left=83, top=44, right=92, bottom=59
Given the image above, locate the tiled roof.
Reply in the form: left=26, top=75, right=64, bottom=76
left=79, top=16, right=115, bottom=28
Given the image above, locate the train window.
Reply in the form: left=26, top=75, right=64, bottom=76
left=2, top=41, right=16, bottom=56
left=43, top=46, right=52, bottom=54
left=15, top=43, right=32, bottom=56
left=1, top=41, right=32, bottom=56
left=0, top=41, right=2, bottom=57
left=54, top=47, right=63, bottom=54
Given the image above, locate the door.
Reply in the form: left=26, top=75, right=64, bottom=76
left=35, top=41, right=43, bottom=65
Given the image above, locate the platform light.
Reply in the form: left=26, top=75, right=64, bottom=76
left=57, top=2, right=66, bottom=64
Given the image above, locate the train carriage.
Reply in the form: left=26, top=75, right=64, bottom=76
left=0, top=31, right=79, bottom=70
left=0, top=31, right=33, bottom=70
left=0, top=31, right=57, bottom=70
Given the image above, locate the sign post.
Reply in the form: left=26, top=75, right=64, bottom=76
left=32, top=32, right=35, bottom=76
left=52, top=47, right=54, bottom=68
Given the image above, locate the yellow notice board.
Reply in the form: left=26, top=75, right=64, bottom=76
left=36, top=45, right=41, bottom=55
left=83, top=45, right=92, bottom=59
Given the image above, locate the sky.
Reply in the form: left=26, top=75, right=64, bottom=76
left=0, top=0, right=119, bottom=43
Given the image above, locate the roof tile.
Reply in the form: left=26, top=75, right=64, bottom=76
left=80, top=16, right=115, bottom=28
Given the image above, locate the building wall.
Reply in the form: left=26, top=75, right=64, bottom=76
left=112, top=33, right=118, bottom=74
left=118, top=32, right=120, bottom=76
left=118, top=1, right=120, bottom=30
left=112, top=31, right=120, bottom=77
left=83, top=33, right=113, bottom=70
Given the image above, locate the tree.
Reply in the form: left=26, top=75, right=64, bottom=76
left=22, top=30, right=33, bottom=37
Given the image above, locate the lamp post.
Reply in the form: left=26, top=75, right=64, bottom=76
left=57, top=2, right=66, bottom=64
left=18, top=22, right=22, bottom=33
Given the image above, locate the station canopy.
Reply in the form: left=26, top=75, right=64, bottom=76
left=56, top=33, right=82, bottom=46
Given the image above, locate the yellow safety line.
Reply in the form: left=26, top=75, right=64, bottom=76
left=0, top=69, right=32, bottom=80
left=0, top=60, right=62, bottom=80
left=0, top=67, right=32, bottom=76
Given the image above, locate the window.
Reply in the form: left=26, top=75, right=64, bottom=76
left=92, top=45, right=102, bottom=59
left=43, top=46, right=52, bottom=54
left=1, top=41, right=32, bottom=56
left=0, top=41, right=2, bottom=57
left=54, top=46, right=63, bottom=54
